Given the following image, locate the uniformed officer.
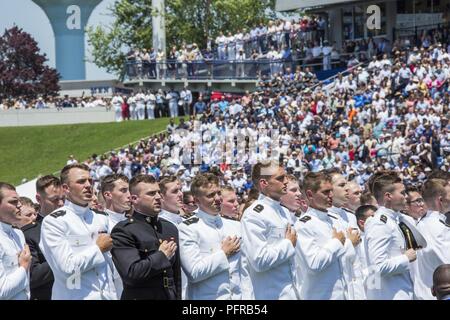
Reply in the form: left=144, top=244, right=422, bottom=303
left=280, top=174, right=303, bottom=223
left=22, top=175, right=64, bottom=300
left=158, top=175, right=193, bottom=300
left=415, top=177, right=450, bottom=300
left=220, top=186, right=240, bottom=221
left=280, top=174, right=305, bottom=294
left=111, top=174, right=181, bottom=300
left=0, top=182, right=31, bottom=300
left=295, top=172, right=347, bottom=300
left=100, top=173, right=132, bottom=298
left=159, top=176, right=191, bottom=226
left=241, top=161, right=299, bottom=300
left=354, top=204, right=377, bottom=296
left=364, top=171, right=417, bottom=300
left=326, top=170, right=364, bottom=300
left=179, top=173, right=243, bottom=300
left=40, top=164, right=117, bottom=300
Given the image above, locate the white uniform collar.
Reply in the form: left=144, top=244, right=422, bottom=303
left=196, top=209, right=222, bottom=227
left=306, top=207, right=330, bottom=222
left=65, top=200, right=91, bottom=216
left=329, top=206, right=344, bottom=217
left=426, top=210, right=447, bottom=222
left=0, top=221, right=14, bottom=234
left=378, top=206, right=401, bottom=222
left=159, top=209, right=183, bottom=225
left=259, top=193, right=282, bottom=211
left=105, top=209, right=127, bottom=224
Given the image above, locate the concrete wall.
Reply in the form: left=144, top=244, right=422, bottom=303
left=0, top=107, right=115, bottom=127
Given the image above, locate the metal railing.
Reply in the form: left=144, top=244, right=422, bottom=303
left=123, top=55, right=361, bottom=81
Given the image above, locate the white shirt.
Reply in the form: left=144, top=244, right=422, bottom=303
left=241, top=194, right=300, bottom=300
left=0, top=222, right=30, bottom=300
left=105, top=209, right=127, bottom=298
left=364, top=206, right=413, bottom=300
left=159, top=209, right=184, bottom=227
left=328, top=206, right=366, bottom=300
left=295, top=207, right=346, bottom=300
left=178, top=210, right=243, bottom=300
left=415, top=210, right=450, bottom=300
left=40, top=201, right=117, bottom=300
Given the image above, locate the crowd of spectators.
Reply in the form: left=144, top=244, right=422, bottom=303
left=44, top=42, right=449, bottom=210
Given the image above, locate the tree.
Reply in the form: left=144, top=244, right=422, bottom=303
left=0, top=26, right=60, bottom=99
left=87, top=0, right=276, bottom=76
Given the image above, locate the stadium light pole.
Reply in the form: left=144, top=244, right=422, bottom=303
left=31, top=0, right=103, bottom=80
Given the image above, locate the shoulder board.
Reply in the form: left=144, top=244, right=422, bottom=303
left=327, top=214, right=338, bottom=220
left=92, top=209, right=108, bottom=216
left=221, top=215, right=239, bottom=222
left=253, top=204, right=264, bottom=213
left=183, top=216, right=199, bottom=225
left=299, top=216, right=311, bottom=223
left=380, top=215, right=387, bottom=224
left=439, top=220, right=450, bottom=228
left=50, top=210, right=66, bottom=218
left=22, top=222, right=38, bottom=232
left=181, top=212, right=194, bottom=219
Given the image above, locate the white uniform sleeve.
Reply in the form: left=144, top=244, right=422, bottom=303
left=242, top=213, right=295, bottom=273
left=365, top=223, right=410, bottom=276
left=0, top=247, right=28, bottom=300
left=423, top=221, right=450, bottom=263
left=40, top=217, right=106, bottom=277
left=178, top=224, right=229, bottom=284
left=296, top=222, right=344, bottom=272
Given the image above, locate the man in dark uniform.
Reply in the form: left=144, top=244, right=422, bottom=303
left=22, top=175, right=64, bottom=300
left=111, top=174, right=181, bottom=300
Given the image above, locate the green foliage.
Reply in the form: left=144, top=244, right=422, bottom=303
left=87, top=0, right=276, bottom=76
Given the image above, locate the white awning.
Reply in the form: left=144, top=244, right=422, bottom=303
left=276, top=0, right=358, bottom=11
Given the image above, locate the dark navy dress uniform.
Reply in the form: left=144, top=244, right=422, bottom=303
left=22, top=214, right=54, bottom=300
left=111, top=211, right=181, bottom=300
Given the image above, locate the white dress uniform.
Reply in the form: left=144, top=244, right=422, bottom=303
left=356, top=232, right=370, bottom=295
left=105, top=209, right=128, bottom=299
left=111, top=96, right=123, bottom=122
left=364, top=206, right=414, bottom=300
left=179, top=209, right=243, bottom=300
left=40, top=201, right=117, bottom=300
left=135, top=93, right=146, bottom=120
left=415, top=210, right=450, bottom=300
left=0, top=222, right=30, bottom=300
left=241, top=194, right=300, bottom=300
left=158, top=208, right=194, bottom=300
left=128, top=96, right=137, bottom=120
left=328, top=206, right=366, bottom=299
left=295, top=207, right=347, bottom=300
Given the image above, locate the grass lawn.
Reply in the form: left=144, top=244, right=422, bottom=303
left=0, top=119, right=171, bottom=185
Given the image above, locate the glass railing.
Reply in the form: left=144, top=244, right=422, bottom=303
left=124, top=58, right=347, bottom=81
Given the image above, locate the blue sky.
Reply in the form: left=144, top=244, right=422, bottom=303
left=0, top=0, right=117, bottom=80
